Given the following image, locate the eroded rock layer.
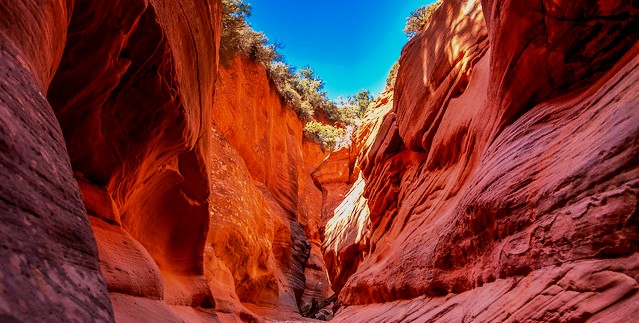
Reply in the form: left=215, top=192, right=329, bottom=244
left=315, top=0, right=639, bottom=321
left=207, top=55, right=332, bottom=320
left=1, top=0, right=223, bottom=321
left=56, top=0, right=223, bottom=320
left=3, top=0, right=637, bottom=321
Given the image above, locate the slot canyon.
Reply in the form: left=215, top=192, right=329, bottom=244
left=0, top=0, right=638, bottom=322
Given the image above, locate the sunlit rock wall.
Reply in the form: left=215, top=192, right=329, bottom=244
left=206, top=54, right=332, bottom=320
left=316, top=0, right=639, bottom=321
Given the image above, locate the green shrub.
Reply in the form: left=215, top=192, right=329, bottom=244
left=295, top=67, right=325, bottom=95
left=266, top=61, right=292, bottom=86
left=281, top=84, right=302, bottom=108
left=404, top=1, right=443, bottom=39
left=385, top=61, right=400, bottom=90
left=248, top=38, right=281, bottom=64
left=351, top=89, right=374, bottom=117
left=298, top=101, right=314, bottom=121
left=319, top=100, right=341, bottom=123
left=221, top=0, right=376, bottom=149
left=303, top=122, right=346, bottom=150
left=220, top=0, right=251, bottom=64
left=333, top=97, right=358, bottom=124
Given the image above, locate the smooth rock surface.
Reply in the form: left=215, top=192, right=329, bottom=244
left=3, top=0, right=637, bottom=321
left=313, top=90, right=395, bottom=294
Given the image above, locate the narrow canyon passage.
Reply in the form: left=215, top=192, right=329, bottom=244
left=1, top=0, right=638, bottom=322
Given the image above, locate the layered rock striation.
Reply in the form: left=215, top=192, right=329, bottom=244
left=206, top=54, right=332, bottom=320
left=315, top=0, right=639, bottom=321
left=0, top=1, right=114, bottom=321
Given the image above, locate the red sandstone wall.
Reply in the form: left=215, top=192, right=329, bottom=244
left=206, top=55, right=332, bottom=320
left=0, top=1, right=113, bottom=321
left=315, top=0, right=639, bottom=321
left=3, top=0, right=637, bottom=321
left=0, top=2, right=331, bottom=319
left=0, top=0, right=222, bottom=321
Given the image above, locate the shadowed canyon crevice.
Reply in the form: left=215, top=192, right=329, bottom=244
left=1, top=0, right=638, bottom=322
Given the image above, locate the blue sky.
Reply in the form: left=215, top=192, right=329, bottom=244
left=246, top=0, right=436, bottom=100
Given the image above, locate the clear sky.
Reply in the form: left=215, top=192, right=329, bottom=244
left=246, top=0, right=436, bottom=100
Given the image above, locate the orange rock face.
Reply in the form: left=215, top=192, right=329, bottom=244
left=207, top=54, right=332, bottom=320
left=3, top=0, right=637, bottom=321
left=315, top=0, right=639, bottom=321
left=54, top=0, right=222, bottom=319
left=313, top=91, right=395, bottom=294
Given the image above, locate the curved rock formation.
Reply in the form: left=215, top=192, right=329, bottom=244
left=313, top=91, right=395, bottom=294
left=0, top=0, right=333, bottom=319
left=3, top=0, right=637, bottom=321
left=315, top=0, right=639, bottom=321
left=1, top=0, right=222, bottom=321
left=53, top=0, right=222, bottom=319
left=0, top=1, right=113, bottom=321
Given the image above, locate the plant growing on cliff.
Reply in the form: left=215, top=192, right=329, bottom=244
left=221, top=0, right=373, bottom=149
left=221, top=0, right=282, bottom=66
left=404, top=0, right=443, bottom=39
left=290, top=66, right=347, bottom=124
left=330, top=90, right=373, bottom=123
left=221, top=0, right=250, bottom=63
left=385, top=61, right=400, bottom=90
left=352, top=89, right=374, bottom=117
left=221, top=0, right=343, bottom=124
left=303, top=122, right=346, bottom=150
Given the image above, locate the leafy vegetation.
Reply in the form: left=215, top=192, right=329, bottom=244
left=404, top=1, right=443, bottom=39
left=221, top=0, right=281, bottom=65
left=385, top=61, right=400, bottom=90
left=221, top=0, right=376, bottom=150
left=303, top=122, right=346, bottom=150
left=352, top=90, right=374, bottom=117
left=220, top=0, right=451, bottom=149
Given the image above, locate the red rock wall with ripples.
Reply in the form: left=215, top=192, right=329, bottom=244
left=315, top=0, right=639, bottom=321
left=0, top=1, right=333, bottom=320
left=3, top=0, right=637, bottom=321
